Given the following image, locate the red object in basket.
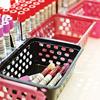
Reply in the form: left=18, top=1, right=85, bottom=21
left=0, top=78, right=46, bottom=100
left=28, top=14, right=96, bottom=47
left=66, top=0, right=100, bottom=38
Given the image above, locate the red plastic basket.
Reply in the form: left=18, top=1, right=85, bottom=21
left=0, top=77, right=46, bottom=100
left=66, top=0, right=100, bottom=38
left=28, top=14, right=95, bottom=47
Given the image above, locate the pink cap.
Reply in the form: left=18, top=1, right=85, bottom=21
left=0, top=25, right=3, bottom=37
left=26, top=1, right=33, bottom=7
left=3, top=9, right=10, bottom=15
left=10, top=10, right=17, bottom=21
left=33, top=2, right=40, bottom=12
left=23, top=8, right=30, bottom=19
left=21, top=3, right=28, bottom=8
left=38, top=0, right=45, bottom=10
left=18, top=11, right=26, bottom=22
left=29, top=5, right=36, bottom=16
left=9, top=5, right=16, bottom=10
left=10, top=0, right=15, bottom=5
left=19, top=75, right=30, bottom=81
left=13, top=3, right=20, bottom=7
left=0, top=7, right=3, bottom=16
left=3, top=21, right=10, bottom=34
left=6, top=17, right=14, bottom=29
left=18, top=0, right=25, bottom=5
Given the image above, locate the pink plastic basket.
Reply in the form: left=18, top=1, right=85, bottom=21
left=66, top=0, right=100, bottom=38
left=0, top=77, right=46, bottom=100
left=28, top=14, right=95, bottom=47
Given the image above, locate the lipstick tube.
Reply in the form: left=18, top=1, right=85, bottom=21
left=0, top=25, right=5, bottom=59
left=3, top=21, right=11, bottom=53
left=29, top=5, right=36, bottom=31
left=31, top=63, right=55, bottom=84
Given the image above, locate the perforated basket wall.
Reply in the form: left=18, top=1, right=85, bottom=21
left=0, top=77, right=46, bottom=100
left=28, top=14, right=95, bottom=47
left=67, top=0, right=100, bottom=38
left=0, top=37, right=83, bottom=100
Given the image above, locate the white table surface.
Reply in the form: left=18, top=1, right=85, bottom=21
left=1, top=0, right=100, bottom=100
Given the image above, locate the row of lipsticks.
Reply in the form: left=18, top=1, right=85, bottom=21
left=19, top=63, right=70, bottom=87
left=0, top=0, right=56, bottom=59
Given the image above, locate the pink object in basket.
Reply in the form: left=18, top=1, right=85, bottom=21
left=66, top=0, right=100, bottom=38
left=28, top=14, right=96, bottom=47
left=0, top=77, right=46, bottom=100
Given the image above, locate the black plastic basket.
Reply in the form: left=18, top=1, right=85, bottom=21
left=0, top=37, right=83, bottom=100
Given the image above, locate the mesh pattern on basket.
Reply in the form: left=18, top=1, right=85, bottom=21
left=0, top=78, right=46, bottom=100
left=67, top=1, right=100, bottom=38
left=29, top=14, right=93, bottom=47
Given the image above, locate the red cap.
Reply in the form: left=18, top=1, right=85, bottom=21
left=26, top=1, right=33, bottom=7
left=18, top=11, right=26, bottom=22
left=38, top=0, right=45, bottom=10
left=45, top=0, right=48, bottom=6
left=10, top=0, right=15, bottom=5
left=23, top=8, right=30, bottom=19
left=30, top=0, right=37, bottom=3
left=9, top=5, right=16, bottom=10
left=13, top=3, right=20, bottom=7
left=16, top=6, right=23, bottom=13
left=10, top=10, right=17, bottom=21
left=29, top=5, right=36, bottom=16
left=21, top=4, right=28, bottom=8
left=33, top=2, right=40, bottom=12
left=3, top=9, right=10, bottom=15
left=18, top=0, right=25, bottom=5
left=48, top=0, right=51, bottom=4
left=0, top=7, right=3, bottom=16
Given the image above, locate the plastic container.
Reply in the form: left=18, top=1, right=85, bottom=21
left=66, top=0, right=100, bottom=38
left=29, top=14, right=96, bottom=47
left=0, top=76, right=46, bottom=100
left=0, top=37, right=83, bottom=100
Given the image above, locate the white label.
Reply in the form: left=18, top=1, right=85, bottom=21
left=40, top=9, right=44, bottom=23
left=48, top=73, right=62, bottom=87
left=13, top=20, right=17, bottom=34
left=48, top=4, right=52, bottom=17
left=0, top=37, right=5, bottom=58
left=10, top=28, right=16, bottom=47
left=44, top=6, right=48, bottom=20
left=32, top=73, right=44, bottom=83
left=4, top=33, right=11, bottom=52
left=20, top=22, right=26, bottom=40
left=39, top=74, right=52, bottom=85
left=26, top=18, right=30, bottom=35
left=52, top=1, right=56, bottom=15
left=30, top=15, right=35, bottom=31
left=36, top=12, right=40, bottom=27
